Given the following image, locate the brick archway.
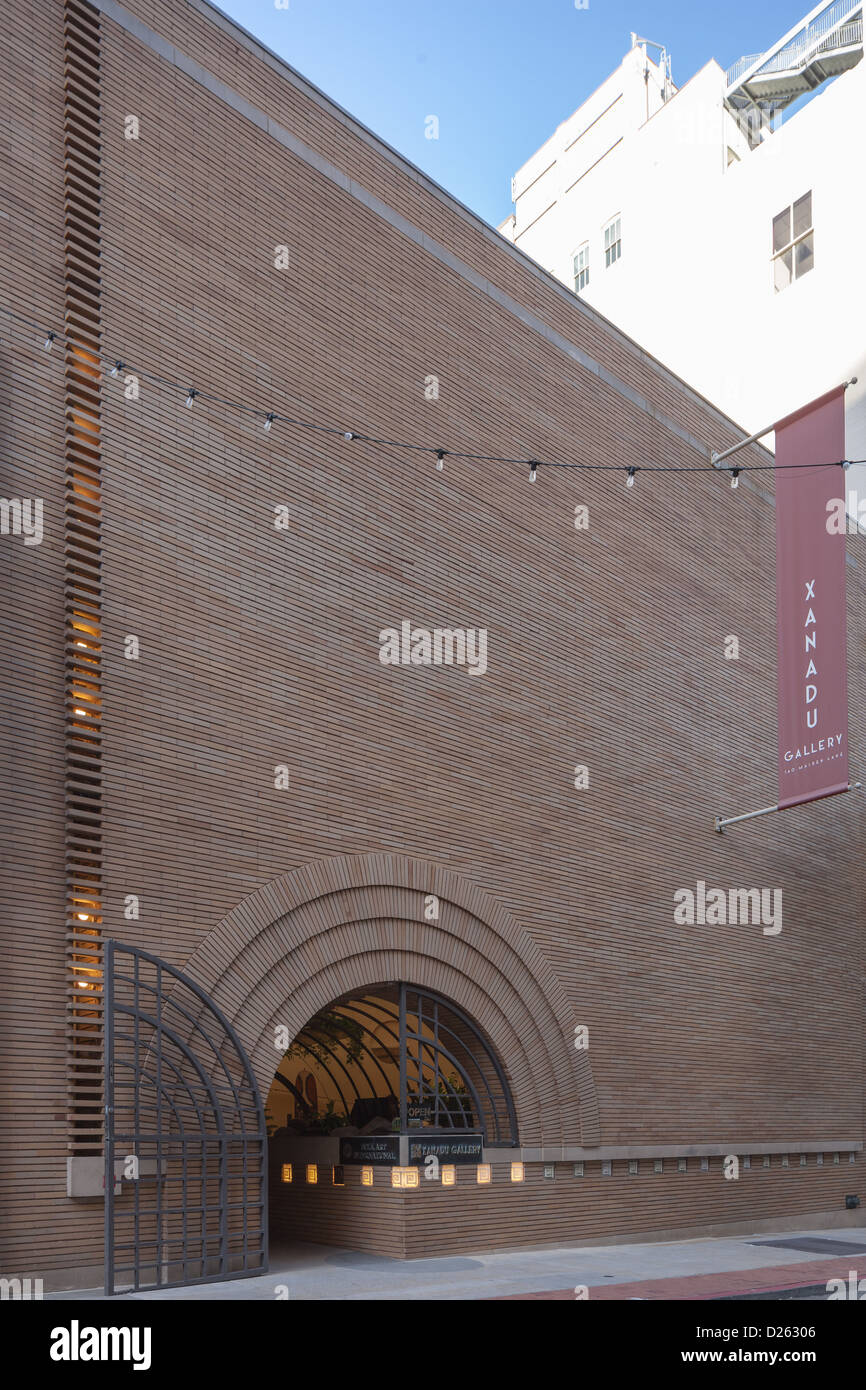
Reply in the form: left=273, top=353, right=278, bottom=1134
left=183, top=854, right=600, bottom=1147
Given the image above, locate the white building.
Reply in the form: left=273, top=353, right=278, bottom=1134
left=499, top=2, right=866, bottom=477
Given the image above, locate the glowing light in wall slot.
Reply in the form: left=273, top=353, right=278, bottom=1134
left=306, top=1164, right=318, bottom=1185
left=441, top=1166, right=456, bottom=1187
left=281, top=1164, right=292, bottom=1184
left=510, top=1162, right=525, bottom=1183
left=360, top=1166, right=374, bottom=1187
left=391, top=1167, right=420, bottom=1189
left=476, top=1164, right=491, bottom=1185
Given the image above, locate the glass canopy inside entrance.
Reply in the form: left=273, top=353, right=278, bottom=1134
left=267, top=983, right=518, bottom=1147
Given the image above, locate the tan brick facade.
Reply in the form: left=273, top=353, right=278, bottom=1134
left=1, top=0, right=864, bottom=1284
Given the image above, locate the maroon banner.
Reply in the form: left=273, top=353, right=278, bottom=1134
left=775, top=385, right=848, bottom=809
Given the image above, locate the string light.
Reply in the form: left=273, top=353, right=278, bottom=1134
left=3, top=304, right=861, bottom=484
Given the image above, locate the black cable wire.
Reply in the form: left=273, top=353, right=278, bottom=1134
left=3, top=302, right=862, bottom=477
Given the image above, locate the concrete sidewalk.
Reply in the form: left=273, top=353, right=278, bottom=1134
left=48, top=1225, right=866, bottom=1300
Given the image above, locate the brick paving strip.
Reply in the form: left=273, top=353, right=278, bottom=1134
left=493, top=1256, right=862, bottom=1299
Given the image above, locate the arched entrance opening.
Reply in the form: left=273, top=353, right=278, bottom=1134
left=266, top=982, right=519, bottom=1255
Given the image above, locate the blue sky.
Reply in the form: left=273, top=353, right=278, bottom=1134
left=217, top=0, right=808, bottom=225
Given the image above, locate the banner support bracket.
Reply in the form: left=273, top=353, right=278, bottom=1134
left=715, top=782, right=861, bottom=833
left=710, top=378, right=858, bottom=468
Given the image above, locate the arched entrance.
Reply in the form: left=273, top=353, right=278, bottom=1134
left=182, top=854, right=600, bottom=1151
left=267, top=981, right=518, bottom=1143
left=265, top=980, right=520, bottom=1256
left=103, top=855, right=601, bottom=1284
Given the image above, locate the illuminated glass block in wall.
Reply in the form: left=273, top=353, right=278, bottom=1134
left=391, top=1167, right=420, bottom=1189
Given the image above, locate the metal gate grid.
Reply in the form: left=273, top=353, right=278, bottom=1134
left=104, top=940, right=268, bottom=1295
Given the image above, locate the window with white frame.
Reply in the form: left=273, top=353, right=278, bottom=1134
left=573, top=242, right=590, bottom=293
left=772, top=192, right=813, bottom=292
left=604, top=216, right=622, bottom=268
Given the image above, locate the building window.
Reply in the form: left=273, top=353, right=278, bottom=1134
left=772, top=192, right=813, bottom=292
left=573, top=242, right=590, bottom=293
left=332, top=1165, right=345, bottom=1186
left=604, top=216, right=622, bottom=268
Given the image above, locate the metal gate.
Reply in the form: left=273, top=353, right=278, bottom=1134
left=104, top=940, right=268, bottom=1295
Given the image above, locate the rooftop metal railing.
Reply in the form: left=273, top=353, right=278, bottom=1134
left=725, top=0, right=862, bottom=88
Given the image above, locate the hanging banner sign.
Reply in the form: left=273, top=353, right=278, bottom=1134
left=775, top=385, right=849, bottom=809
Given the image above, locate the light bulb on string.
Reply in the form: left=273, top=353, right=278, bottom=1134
left=185, top=388, right=198, bottom=409
left=730, top=468, right=740, bottom=490
left=626, top=467, right=637, bottom=489
left=264, top=412, right=275, bottom=433
left=43, top=331, right=55, bottom=352
left=110, top=360, right=124, bottom=378
left=435, top=450, right=446, bottom=472
left=344, top=431, right=356, bottom=441
left=529, top=461, right=538, bottom=484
